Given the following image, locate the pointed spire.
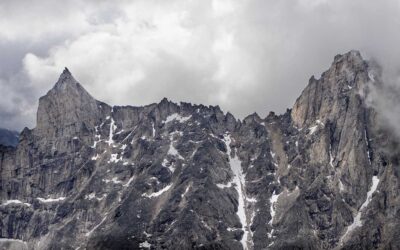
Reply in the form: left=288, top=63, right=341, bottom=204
left=59, top=67, right=73, bottom=80
left=62, top=67, right=71, bottom=75
left=54, top=67, right=77, bottom=90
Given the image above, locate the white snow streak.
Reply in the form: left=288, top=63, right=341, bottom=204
left=107, top=116, right=116, bottom=146
left=340, top=176, right=380, bottom=243
left=364, top=128, right=372, bottom=164
left=223, top=134, right=253, bottom=250
left=103, top=177, right=122, bottom=184
left=268, top=191, right=280, bottom=225
left=86, top=213, right=108, bottom=237
left=181, top=185, right=191, bottom=198
left=139, top=241, right=151, bottom=248
left=308, top=125, right=318, bottom=135
left=143, top=184, right=172, bottom=198
left=37, top=197, right=66, bottom=203
left=123, top=176, right=135, bottom=187
left=92, top=126, right=101, bottom=149
left=329, top=144, right=335, bottom=168
left=216, top=182, right=233, bottom=189
left=1, top=200, right=31, bottom=207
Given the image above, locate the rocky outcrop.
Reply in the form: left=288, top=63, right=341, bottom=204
left=1, top=51, right=399, bottom=249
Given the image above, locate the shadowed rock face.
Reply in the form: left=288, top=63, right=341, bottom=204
left=1, top=51, right=399, bottom=250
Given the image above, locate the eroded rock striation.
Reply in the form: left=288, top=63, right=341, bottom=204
left=1, top=51, right=399, bottom=249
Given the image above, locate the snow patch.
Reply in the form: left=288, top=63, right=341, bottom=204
left=270, top=150, right=276, bottom=158
left=37, top=197, right=66, bottom=203
left=2, top=200, right=31, bottom=207
left=162, top=158, right=175, bottom=173
left=167, top=135, right=184, bottom=160
left=308, top=125, right=318, bottom=135
left=143, top=184, right=172, bottom=198
left=163, top=113, right=192, bottom=124
left=247, top=197, right=257, bottom=203
left=103, top=177, right=122, bottom=184
left=217, top=182, right=233, bottom=189
left=139, top=241, right=151, bottom=248
left=316, top=119, right=324, bottom=126
left=108, top=153, right=122, bottom=163
left=85, top=193, right=96, bottom=200
left=269, top=191, right=280, bottom=225
left=309, top=120, right=324, bottom=135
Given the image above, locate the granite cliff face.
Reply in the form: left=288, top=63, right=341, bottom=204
left=1, top=51, right=399, bottom=250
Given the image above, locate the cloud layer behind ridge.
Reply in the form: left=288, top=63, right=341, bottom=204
left=1, top=0, right=400, bottom=130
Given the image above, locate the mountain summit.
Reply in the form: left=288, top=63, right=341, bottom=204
left=36, top=68, right=102, bottom=139
left=1, top=51, right=399, bottom=250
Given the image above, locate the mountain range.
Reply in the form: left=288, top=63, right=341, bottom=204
left=1, top=50, right=399, bottom=250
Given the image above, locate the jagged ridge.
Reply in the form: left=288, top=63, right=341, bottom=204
left=1, top=51, right=399, bottom=250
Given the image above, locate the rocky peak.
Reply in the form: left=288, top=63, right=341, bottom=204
left=55, top=67, right=74, bottom=85
left=1, top=51, right=398, bottom=250
left=291, top=50, right=370, bottom=128
left=35, top=68, right=101, bottom=138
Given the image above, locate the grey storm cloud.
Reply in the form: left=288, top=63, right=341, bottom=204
left=1, top=0, right=400, bottom=131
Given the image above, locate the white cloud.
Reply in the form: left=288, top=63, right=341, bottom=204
left=1, top=0, right=400, bottom=130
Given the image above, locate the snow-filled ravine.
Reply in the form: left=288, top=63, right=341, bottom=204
left=223, top=134, right=253, bottom=250
left=340, top=175, right=380, bottom=243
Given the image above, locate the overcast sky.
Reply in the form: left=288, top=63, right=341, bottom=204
left=1, top=0, right=400, bottom=131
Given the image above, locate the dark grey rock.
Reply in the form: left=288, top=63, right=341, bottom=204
left=0, top=51, right=398, bottom=250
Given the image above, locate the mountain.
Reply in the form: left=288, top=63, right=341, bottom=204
left=0, top=128, right=19, bottom=147
left=1, top=51, right=399, bottom=250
